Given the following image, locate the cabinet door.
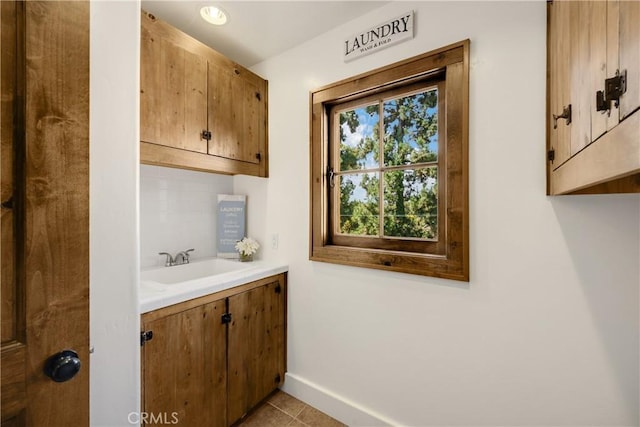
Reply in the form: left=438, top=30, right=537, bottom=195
left=619, top=0, right=640, bottom=120
left=227, top=278, right=285, bottom=424
left=589, top=0, right=609, bottom=142
left=142, top=300, right=227, bottom=427
left=605, top=0, right=621, bottom=131
left=208, top=62, right=266, bottom=165
left=140, top=23, right=208, bottom=153
left=548, top=0, right=572, bottom=167
left=569, top=1, right=589, bottom=155
left=549, top=0, right=613, bottom=163
left=569, top=1, right=611, bottom=154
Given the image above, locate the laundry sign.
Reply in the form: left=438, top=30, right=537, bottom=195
left=344, top=11, right=414, bottom=62
left=217, top=194, right=246, bottom=259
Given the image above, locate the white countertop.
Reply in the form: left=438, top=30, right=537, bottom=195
left=139, top=258, right=288, bottom=313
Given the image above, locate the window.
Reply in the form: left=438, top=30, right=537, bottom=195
left=310, top=40, right=469, bottom=281
left=329, top=80, right=445, bottom=254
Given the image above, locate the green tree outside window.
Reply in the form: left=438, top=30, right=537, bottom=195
left=336, top=87, right=439, bottom=240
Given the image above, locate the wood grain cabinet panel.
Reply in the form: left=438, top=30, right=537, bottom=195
left=547, top=0, right=640, bottom=195
left=619, top=1, right=640, bottom=120
left=142, top=300, right=227, bottom=427
left=207, top=62, right=266, bottom=165
left=140, top=24, right=208, bottom=153
left=141, top=274, right=286, bottom=427
left=227, top=279, right=285, bottom=424
left=548, top=0, right=572, bottom=168
left=140, top=10, right=268, bottom=177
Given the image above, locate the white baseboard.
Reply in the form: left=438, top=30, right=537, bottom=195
left=281, top=372, right=400, bottom=427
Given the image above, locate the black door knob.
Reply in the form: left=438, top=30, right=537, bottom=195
left=44, top=350, right=81, bottom=382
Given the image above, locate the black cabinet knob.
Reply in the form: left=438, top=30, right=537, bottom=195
left=44, top=350, right=81, bottom=382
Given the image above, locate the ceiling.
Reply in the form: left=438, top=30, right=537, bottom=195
left=141, top=1, right=389, bottom=68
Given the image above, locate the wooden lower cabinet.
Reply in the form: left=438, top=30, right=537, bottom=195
left=228, top=279, right=286, bottom=422
left=141, top=274, right=286, bottom=427
left=142, top=300, right=227, bottom=427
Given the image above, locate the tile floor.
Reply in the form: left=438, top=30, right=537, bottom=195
left=235, top=390, right=346, bottom=427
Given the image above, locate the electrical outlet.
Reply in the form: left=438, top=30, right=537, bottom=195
left=271, top=233, right=279, bottom=250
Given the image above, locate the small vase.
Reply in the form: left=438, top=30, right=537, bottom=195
left=239, top=253, right=253, bottom=262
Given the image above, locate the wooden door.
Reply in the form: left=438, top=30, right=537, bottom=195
left=619, top=0, right=640, bottom=120
left=1, top=1, right=90, bottom=425
left=142, top=300, right=227, bottom=427
left=140, top=11, right=208, bottom=153
left=207, top=62, right=265, bottom=165
left=227, top=276, right=286, bottom=424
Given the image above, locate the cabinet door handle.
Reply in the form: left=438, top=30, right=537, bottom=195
left=596, top=69, right=627, bottom=112
left=201, top=130, right=212, bottom=141
left=1, top=196, right=13, bottom=210
left=552, top=104, right=571, bottom=129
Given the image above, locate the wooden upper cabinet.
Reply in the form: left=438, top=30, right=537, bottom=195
left=208, top=62, right=266, bottom=165
left=619, top=1, right=640, bottom=120
left=547, top=0, right=640, bottom=195
left=548, top=0, right=572, bottom=167
left=140, top=23, right=208, bottom=153
left=140, top=10, right=269, bottom=177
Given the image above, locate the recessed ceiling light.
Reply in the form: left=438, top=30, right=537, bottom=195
left=200, top=5, right=228, bottom=26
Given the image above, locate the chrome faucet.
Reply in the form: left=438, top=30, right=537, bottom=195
left=174, top=249, right=194, bottom=265
left=159, top=249, right=194, bottom=267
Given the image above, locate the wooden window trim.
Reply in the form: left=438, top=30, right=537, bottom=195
left=309, top=40, right=470, bottom=281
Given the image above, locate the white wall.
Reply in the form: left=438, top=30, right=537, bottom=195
left=90, top=2, right=141, bottom=425
left=140, top=165, right=233, bottom=268
left=236, top=1, right=640, bottom=425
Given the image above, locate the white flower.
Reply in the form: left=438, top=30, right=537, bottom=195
left=235, top=237, right=260, bottom=256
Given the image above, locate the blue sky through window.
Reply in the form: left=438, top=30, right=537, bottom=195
left=340, top=105, right=379, bottom=170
